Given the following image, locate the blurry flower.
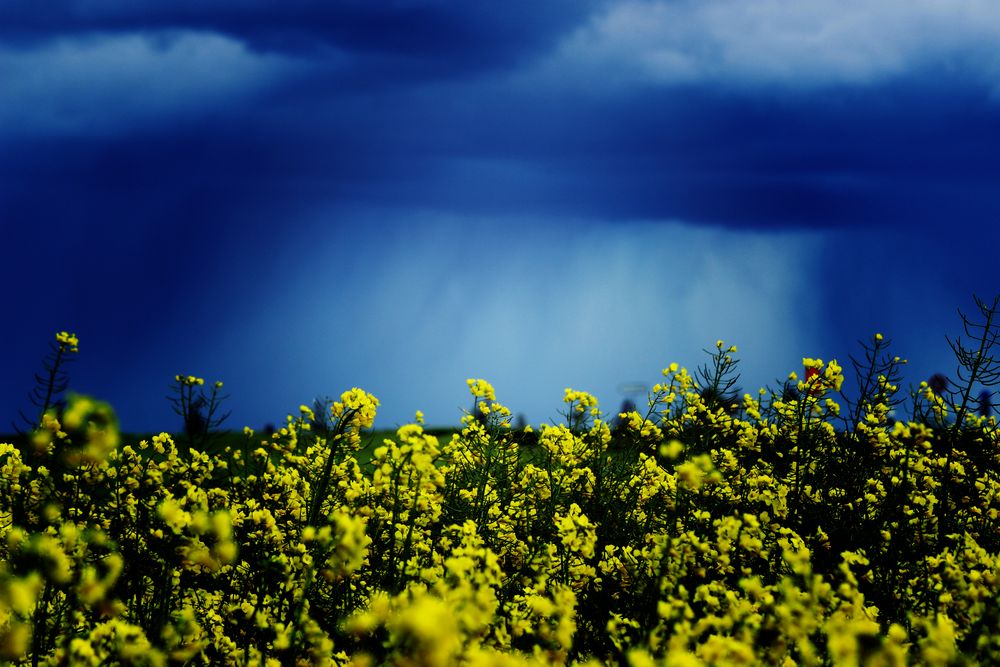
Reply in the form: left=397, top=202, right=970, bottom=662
left=55, top=331, right=80, bottom=353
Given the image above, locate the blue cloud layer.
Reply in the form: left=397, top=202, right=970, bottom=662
left=2, top=1, right=999, bottom=431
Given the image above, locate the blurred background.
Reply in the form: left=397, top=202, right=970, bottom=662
left=2, top=1, right=998, bottom=432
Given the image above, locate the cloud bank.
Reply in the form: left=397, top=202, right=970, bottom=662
left=542, top=0, right=1000, bottom=90
left=0, top=31, right=301, bottom=135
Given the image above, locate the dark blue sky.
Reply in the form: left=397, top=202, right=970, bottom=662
left=2, top=1, right=998, bottom=432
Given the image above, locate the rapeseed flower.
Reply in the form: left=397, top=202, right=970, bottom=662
left=9, top=321, right=1000, bottom=664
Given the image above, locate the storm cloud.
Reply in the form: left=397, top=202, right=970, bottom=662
left=2, top=1, right=998, bottom=431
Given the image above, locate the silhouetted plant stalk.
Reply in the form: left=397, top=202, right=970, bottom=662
left=936, top=294, right=1000, bottom=548
left=306, top=407, right=358, bottom=528
left=167, top=374, right=230, bottom=453
left=15, top=331, right=79, bottom=436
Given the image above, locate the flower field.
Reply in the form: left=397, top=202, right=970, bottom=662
left=3, top=302, right=1000, bottom=665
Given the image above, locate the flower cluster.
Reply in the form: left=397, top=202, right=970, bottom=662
left=55, top=332, right=79, bottom=354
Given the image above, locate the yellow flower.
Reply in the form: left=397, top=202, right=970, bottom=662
left=386, top=592, right=463, bottom=667
left=659, top=439, right=684, bottom=460
left=56, top=330, right=80, bottom=352
left=4, top=572, right=43, bottom=616
left=466, top=378, right=497, bottom=401
left=564, top=388, right=599, bottom=412
left=331, top=388, right=380, bottom=430
left=158, top=497, right=191, bottom=534
left=0, top=621, right=31, bottom=660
